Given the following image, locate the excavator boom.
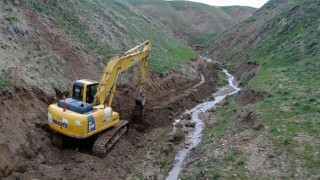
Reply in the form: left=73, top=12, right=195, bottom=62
left=94, top=41, right=151, bottom=107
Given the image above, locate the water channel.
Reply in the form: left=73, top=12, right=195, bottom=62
left=166, top=68, right=241, bottom=180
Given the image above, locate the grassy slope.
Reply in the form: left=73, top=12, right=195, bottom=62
left=10, top=0, right=196, bottom=74
left=133, top=0, right=249, bottom=47
left=0, top=72, right=12, bottom=90
left=0, top=0, right=255, bottom=89
left=221, top=6, right=257, bottom=22
left=182, top=0, right=320, bottom=179
left=221, top=6, right=257, bottom=14
left=169, top=1, right=236, bottom=45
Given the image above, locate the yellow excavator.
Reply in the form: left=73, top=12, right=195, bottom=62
left=47, top=41, right=151, bottom=157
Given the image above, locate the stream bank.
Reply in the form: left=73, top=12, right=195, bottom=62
left=166, top=67, right=241, bottom=180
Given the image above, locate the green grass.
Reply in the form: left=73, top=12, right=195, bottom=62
left=154, top=131, right=175, bottom=169
left=130, top=128, right=175, bottom=178
left=246, top=12, right=320, bottom=173
left=20, top=0, right=196, bottom=73
left=183, top=0, right=320, bottom=178
left=4, top=16, right=18, bottom=25
left=217, top=70, right=228, bottom=88
left=0, top=72, right=12, bottom=89
left=181, top=99, right=253, bottom=179
left=250, top=5, right=320, bottom=175
left=2, top=1, right=19, bottom=26
left=221, top=6, right=257, bottom=14
left=132, top=0, right=233, bottom=47
left=22, top=0, right=119, bottom=60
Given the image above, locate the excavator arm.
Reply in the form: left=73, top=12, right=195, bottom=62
left=94, top=41, right=151, bottom=107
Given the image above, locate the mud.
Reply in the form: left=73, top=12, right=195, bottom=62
left=0, top=84, right=51, bottom=178
left=0, top=58, right=219, bottom=179
left=234, top=61, right=260, bottom=80
left=233, top=109, right=264, bottom=132
left=236, top=87, right=266, bottom=106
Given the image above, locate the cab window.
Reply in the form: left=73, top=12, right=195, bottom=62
left=86, top=84, right=98, bottom=104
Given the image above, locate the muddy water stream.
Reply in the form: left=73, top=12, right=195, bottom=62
left=166, top=68, right=241, bottom=180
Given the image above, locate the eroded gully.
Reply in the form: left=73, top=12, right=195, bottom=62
left=166, top=66, right=241, bottom=180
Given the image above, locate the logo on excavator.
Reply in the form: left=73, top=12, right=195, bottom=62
left=52, top=119, right=68, bottom=128
left=87, top=115, right=96, bottom=132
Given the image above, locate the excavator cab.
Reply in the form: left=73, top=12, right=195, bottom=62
left=72, top=80, right=98, bottom=104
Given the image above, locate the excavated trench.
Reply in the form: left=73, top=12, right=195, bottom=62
left=0, top=58, right=219, bottom=179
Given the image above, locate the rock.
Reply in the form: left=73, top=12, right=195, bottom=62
left=13, top=0, right=21, bottom=6
left=185, top=122, right=195, bottom=128
left=37, top=154, right=46, bottom=164
left=10, top=23, right=29, bottom=36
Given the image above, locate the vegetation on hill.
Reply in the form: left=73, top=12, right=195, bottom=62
left=133, top=0, right=255, bottom=47
left=0, top=0, right=255, bottom=90
left=182, top=0, right=320, bottom=178
left=0, top=72, right=12, bottom=90
left=221, top=6, right=257, bottom=14
left=221, top=6, right=257, bottom=22
left=17, top=0, right=196, bottom=73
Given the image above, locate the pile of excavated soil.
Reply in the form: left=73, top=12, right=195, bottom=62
left=0, top=85, right=52, bottom=178
left=0, top=59, right=219, bottom=179
left=234, top=61, right=260, bottom=80
left=236, top=87, right=266, bottom=106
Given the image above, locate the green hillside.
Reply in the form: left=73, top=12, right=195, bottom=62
left=221, top=6, right=257, bottom=22
left=221, top=6, right=257, bottom=14
left=133, top=0, right=253, bottom=47
left=1, top=0, right=196, bottom=90
left=0, top=0, right=257, bottom=91
left=25, top=0, right=198, bottom=72
left=183, top=0, right=320, bottom=178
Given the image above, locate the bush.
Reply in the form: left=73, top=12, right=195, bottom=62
left=239, top=71, right=256, bottom=87
left=5, top=16, right=18, bottom=25
left=0, top=72, right=12, bottom=89
left=172, top=130, right=185, bottom=144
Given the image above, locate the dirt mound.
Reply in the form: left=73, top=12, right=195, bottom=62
left=0, top=85, right=52, bottom=178
left=233, top=109, right=264, bottom=131
left=236, top=87, right=266, bottom=106
left=218, top=61, right=260, bottom=87
left=234, top=61, right=260, bottom=80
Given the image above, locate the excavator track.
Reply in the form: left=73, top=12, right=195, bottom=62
left=92, top=120, right=129, bottom=157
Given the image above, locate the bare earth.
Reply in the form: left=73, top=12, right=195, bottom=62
left=0, top=58, right=219, bottom=179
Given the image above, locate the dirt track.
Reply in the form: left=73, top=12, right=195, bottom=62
left=0, top=58, right=218, bottom=179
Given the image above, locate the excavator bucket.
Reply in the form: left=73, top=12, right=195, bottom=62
left=130, top=93, right=145, bottom=124
left=135, top=93, right=146, bottom=106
